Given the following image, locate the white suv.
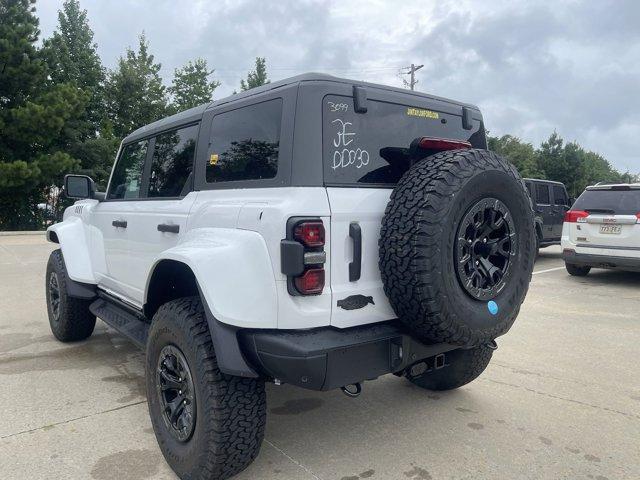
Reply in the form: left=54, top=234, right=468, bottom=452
left=562, top=183, right=640, bottom=276
left=44, top=74, right=536, bottom=480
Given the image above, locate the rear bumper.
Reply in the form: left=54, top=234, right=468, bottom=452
left=239, top=322, right=458, bottom=391
left=563, top=250, right=640, bottom=272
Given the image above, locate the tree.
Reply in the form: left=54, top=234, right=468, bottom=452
left=105, top=33, right=167, bottom=138
left=240, top=57, right=269, bottom=91
left=41, top=0, right=105, bottom=134
left=0, top=0, right=85, bottom=229
left=488, top=134, right=541, bottom=178
left=0, top=0, right=44, bottom=107
left=169, top=58, right=220, bottom=111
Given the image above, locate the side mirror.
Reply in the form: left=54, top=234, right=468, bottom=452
left=64, top=174, right=95, bottom=200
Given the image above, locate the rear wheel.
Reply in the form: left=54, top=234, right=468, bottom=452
left=407, top=346, right=493, bottom=391
left=45, top=249, right=96, bottom=342
left=565, top=263, right=591, bottom=276
left=146, top=297, right=266, bottom=480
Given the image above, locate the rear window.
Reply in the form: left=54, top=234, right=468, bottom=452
left=322, top=95, right=475, bottom=186
left=552, top=185, right=568, bottom=206
left=573, top=188, right=640, bottom=215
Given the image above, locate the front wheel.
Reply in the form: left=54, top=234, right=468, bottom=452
left=146, top=297, right=266, bottom=480
left=45, top=249, right=96, bottom=342
left=565, top=263, right=590, bottom=276
left=406, top=345, right=493, bottom=391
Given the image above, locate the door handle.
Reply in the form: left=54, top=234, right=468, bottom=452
left=349, top=222, right=362, bottom=282
left=157, top=223, right=179, bottom=234
left=112, top=220, right=127, bottom=228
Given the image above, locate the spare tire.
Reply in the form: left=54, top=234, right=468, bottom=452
left=379, top=148, right=535, bottom=346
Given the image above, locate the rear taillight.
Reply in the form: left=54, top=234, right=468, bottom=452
left=564, top=210, right=589, bottom=223
left=294, top=221, right=325, bottom=247
left=636, top=213, right=640, bottom=224
left=417, top=136, right=472, bottom=151
left=282, top=218, right=326, bottom=295
left=294, top=268, right=325, bottom=295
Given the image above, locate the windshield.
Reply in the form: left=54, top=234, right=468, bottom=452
left=572, top=188, right=640, bottom=215
left=322, top=95, right=484, bottom=186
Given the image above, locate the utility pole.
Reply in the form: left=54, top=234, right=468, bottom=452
left=401, top=63, right=424, bottom=90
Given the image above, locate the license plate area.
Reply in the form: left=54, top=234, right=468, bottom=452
left=599, top=225, right=622, bottom=234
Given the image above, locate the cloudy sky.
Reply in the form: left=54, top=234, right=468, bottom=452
left=36, top=0, right=639, bottom=172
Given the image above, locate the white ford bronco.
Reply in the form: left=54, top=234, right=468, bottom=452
left=45, top=74, right=535, bottom=480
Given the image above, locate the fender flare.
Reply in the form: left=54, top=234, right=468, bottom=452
left=144, top=228, right=279, bottom=377
left=46, top=215, right=96, bottom=284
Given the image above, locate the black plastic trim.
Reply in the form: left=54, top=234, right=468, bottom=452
left=157, top=223, right=179, bottom=234
left=280, top=240, right=305, bottom=275
left=349, top=222, right=362, bottom=282
left=563, top=250, right=640, bottom=272
left=90, top=293, right=148, bottom=348
left=353, top=85, right=368, bottom=113
left=239, top=321, right=459, bottom=391
left=462, top=106, right=473, bottom=130
left=65, top=278, right=97, bottom=300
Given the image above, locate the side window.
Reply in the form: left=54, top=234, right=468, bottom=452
left=552, top=185, right=568, bottom=206
left=107, top=140, right=148, bottom=200
left=147, top=124, right=199, bottom=198
left=206, top=99, right=282, bottom=183
left=535, top=183, right=550, bottom=204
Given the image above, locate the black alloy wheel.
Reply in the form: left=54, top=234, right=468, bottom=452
left=156, top=345, right=196, bottom=443
left=455, top=197, right=516, bottom=300
left=48, top=271, right=61, bottom=322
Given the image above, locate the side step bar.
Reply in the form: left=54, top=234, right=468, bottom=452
left=89, top=292, right=149, bottom=349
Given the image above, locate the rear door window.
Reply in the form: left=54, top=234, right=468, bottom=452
left=552, top=185, right=568, bottom=206
left=573, top=189, right=640, bottom=215
left=206, top=99, right=282, bottom=183
left=108, top=140, right=148, bottom=200
left=322, top=95, right=471, bottom=186
left=535, top=183, right=550, bottom=204
left=147, top=124, right=199, bottom=198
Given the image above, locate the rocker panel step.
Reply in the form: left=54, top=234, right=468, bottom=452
left=89, top=296, right=149, bottom=349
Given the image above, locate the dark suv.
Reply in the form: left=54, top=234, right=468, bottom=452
left=524, top=178, right=571, bottom=253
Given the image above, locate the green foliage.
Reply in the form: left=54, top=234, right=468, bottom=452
left=169, top=58, right=220, bottom=111
left=41, top=0, right=105, bottom=134
left=240, top=57, right=270, bottom=91
left=488, top=131, right=628, bottom=197
left=487, top=135, right=541, bottom=178
left=105, top=33, right=168, bottom=138
left=0, top=0, right=44, bottom=106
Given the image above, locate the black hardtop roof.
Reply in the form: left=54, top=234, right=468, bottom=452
left=524, top=178, right=567, bottom=187
left=123, top=73, right=481, bottom=143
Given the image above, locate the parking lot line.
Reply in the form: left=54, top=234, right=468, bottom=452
left=532, top=266, right=565, bottom=275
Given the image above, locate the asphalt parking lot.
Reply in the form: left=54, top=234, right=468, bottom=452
left=0, top=234, right=639, bottom=480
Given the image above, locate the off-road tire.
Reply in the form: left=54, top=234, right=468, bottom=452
left=407, top=345, right=493, bottom=391
left=379, top=149, right=535, bottom=346
left=565, top=263, right=590, bottom=276
left=146, top=297, right=266, bottom=480
left=45, top=249, right=96, bottom=342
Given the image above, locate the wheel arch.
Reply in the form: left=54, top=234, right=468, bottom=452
left=144, top=257, right=258, bottom=378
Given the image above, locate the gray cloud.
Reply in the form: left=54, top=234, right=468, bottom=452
left=36, top=0, right=640, bottom=171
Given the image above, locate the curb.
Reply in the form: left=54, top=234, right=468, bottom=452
left=0, top=231, right=46, bottom=236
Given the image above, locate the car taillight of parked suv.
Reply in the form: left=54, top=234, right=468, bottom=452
left=561, top=183, right=640, bottom=276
